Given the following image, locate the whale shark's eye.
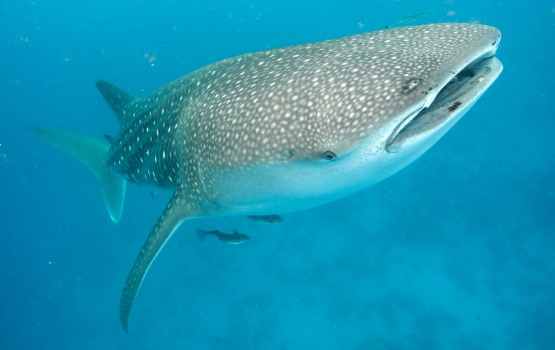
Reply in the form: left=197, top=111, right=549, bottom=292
left=283, top=149, right=294, bottom=158
left=323, top=151, right=337, bottom=160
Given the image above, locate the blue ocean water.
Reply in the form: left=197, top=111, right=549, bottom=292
left=1, top=0, right=554, bottom=348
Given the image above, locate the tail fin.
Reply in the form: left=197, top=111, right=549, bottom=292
left=27, top=127, right=126, bottom=223
left=196, top=229, right=207, bottom=242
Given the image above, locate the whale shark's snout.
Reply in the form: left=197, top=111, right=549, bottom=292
left=385, top=33, right=502, bottom=154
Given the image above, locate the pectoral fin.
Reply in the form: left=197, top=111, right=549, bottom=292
left=120, top=190, right=196, bottom=333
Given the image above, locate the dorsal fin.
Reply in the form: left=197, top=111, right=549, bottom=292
left=103, top=134, right=115, bottom=144
left=96, top=80, right=137, bottom=126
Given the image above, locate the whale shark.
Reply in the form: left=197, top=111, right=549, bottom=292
left=28, top=23, right=503, bottom=332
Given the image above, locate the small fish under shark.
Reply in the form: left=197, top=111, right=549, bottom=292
left=196, top=229, right=249, bottom=244
left=28, top=23, right=503, bottom=332
left=247, top=214, right=284, bottom=224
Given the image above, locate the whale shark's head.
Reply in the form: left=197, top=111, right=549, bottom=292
left=328, top=23, right=503, bottom=195
left=185, top=23, right=503, bottom=212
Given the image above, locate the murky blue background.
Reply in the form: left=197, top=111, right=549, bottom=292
left=1, top=1, right=554, bottom=349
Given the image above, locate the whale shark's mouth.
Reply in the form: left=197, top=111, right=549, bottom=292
left=385, top=56, right=502, bottom=153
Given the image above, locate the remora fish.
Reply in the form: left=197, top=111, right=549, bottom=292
left=196, top=229, right=249, bottom=244
left=27, top=23, right=503, bottom=332
left=247, top=215, right=284, bottom=224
